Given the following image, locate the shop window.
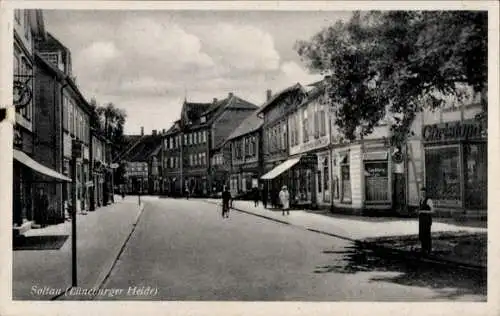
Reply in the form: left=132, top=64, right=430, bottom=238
left=425, top=145, right=461, bottom=206
left=364, top=154, right=389, bottom=202
left=340, top=153, right=351, bottom=203
left=464, top=143, right=487, bottom=209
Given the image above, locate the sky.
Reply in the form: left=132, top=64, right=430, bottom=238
left=43, top=10, right=353, bottom=135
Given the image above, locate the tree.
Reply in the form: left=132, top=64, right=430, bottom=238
left=296, top=10, right=487, bottom=145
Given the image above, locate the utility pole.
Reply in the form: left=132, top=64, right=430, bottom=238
left=71, top=140, right=82, bottom=287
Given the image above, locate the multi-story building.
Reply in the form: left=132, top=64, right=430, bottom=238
left=227, top=109, right=263, bottom=197
left=36, top=33, right=93, bottom=214
left=286, top=80, right=332, bottom=209
left=258, top=84, right=310, bottom=207
left=12, top=9, right=66, bottom=233
left=162, top=93, right=258, bottom=197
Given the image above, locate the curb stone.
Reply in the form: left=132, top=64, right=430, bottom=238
left=202, top=199, right=486, bottom=273
left=52, top=202, right=146, bottom=300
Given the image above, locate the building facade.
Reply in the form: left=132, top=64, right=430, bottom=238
left=286, top=82, right=332, bottom=209
left=405, top=89, right=487, bottom=218
left=36, top=33, right=93, bottom=214
left=162, top=93, right=258, bottom=197
left=227, top=110, right=263, bottom=197
left=259, top=84, right=308, bottom=207
left=90, top=130, right=109, bottom=210
left=12, top=9, right=63, bottom=233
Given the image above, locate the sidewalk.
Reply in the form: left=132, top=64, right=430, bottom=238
left=203, top=199, right=487, bottom=270
left=12, top=196, right=144, bottom=300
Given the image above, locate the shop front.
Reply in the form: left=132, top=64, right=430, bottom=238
left=261, top=154, right=318, bottom=209
left=422, top=119, right=487, bottom=211
left=331, top=143, right=392, bottom=214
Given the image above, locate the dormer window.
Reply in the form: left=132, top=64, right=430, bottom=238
left=200, top=116, right=206, bottom=123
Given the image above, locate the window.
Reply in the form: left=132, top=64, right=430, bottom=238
left=282, top=122, right=287, bottom=149
left=189, top=154, right=193, bottom=166
left=340, top=153, right=351, bottom=203
left=319, top=105, right=326, bottom=136
left=184, top=134, right=188, bottom=145
left=364, top=156, right=389, bottom=202
left=24, top=11, right=30, bottom=39
left=201, top=116, right=206, bottom=123
left=425, top=146, right=461, bottom=206
left=201, top=153, right=206, bottom=165
left=464, top=143, right=487, bottom=209
left=314, top=105, right=320, bottom=138
left=302, top=108, right=309, bottom=142
left=15, top=9, right=21, bottom=23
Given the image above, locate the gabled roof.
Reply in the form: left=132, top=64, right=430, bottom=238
left=226, top=109, right=263, bottom=142
left=121, top=135, right=163, bottom=163
left=256, top=83, right=305, bottom=115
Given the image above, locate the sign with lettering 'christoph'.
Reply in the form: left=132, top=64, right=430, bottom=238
left=422, top=119, right=485, bottom=143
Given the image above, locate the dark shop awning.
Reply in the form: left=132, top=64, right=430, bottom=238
left=261, top=157, right=301, bottom=180
left=13, top=149, right=72, bottom=182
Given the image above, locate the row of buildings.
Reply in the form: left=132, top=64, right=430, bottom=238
left=12, top=10, right=115, bottom=236
left=124, top=77, right=486, bottom=218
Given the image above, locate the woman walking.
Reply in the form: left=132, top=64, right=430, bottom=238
left=279, top=185, right=290, bottom=216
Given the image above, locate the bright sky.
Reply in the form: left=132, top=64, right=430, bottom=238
left=43, top=10, right=352, bottom=134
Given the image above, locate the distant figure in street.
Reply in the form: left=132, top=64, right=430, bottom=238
left=279, top=185, right=290, bottom=216
left=261, top=186, right=268, bottom=209
left=418, top=187, right=434, bottom=255
left=252, top=186, right=260, bottom=207
left=221, top=186, right=232, bottom=218
left=185, top=186, right=190, bottom=200
left=121, top=189, right=125, bottom=200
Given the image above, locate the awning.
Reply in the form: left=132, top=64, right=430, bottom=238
left=363, top=151, right=388, bottom=161
left=13, top=149, right=72, bottom=182
left=261, top=157, right=301, bottom=180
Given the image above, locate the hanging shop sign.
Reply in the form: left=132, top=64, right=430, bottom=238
left=422, top=119, right=485, bottom=143
left=13, top=76, right=33, bottom=109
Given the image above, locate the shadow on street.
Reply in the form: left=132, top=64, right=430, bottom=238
left=315, top=244, right=487, bottom=300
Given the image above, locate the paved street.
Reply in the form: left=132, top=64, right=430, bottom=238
left=97, top=198, right=486, bottom=301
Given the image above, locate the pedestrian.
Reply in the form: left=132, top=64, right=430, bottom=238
left=35, top=188, right=49, bottom=227
left=221, top=185, right=232, bottom=218
left=253, top=186, right=260, bottom=207
left=418, top=187, right=434, bottom=255
left=261, top=185, right=268, bottom=209
left=279, top=185, right=290, bottom=216
left=185, top=185, right=190, bottom=200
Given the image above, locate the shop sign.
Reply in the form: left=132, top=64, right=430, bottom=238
left=300, top=153, right=318, bottom=166
left=365, top=162, right=388, bottom=178
left=422, top=119, right=485, bottom=143
left=290, top=136, right=329, bottom=155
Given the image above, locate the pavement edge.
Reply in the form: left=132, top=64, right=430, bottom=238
left=202, top=199, right=486, bottom=273
left=52, top=202, right=146, bottom=301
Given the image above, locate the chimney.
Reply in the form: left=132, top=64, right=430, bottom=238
left=228, top=92, right=233, bottom=99
left=266, top=89, right=272, bottom=101
left=213, top=98, right=218, bottom=103
left=162, top=129, right=166, bottom=134
left=141, top=126, right=144, bottom=136
left=152, top=130, right=157, bottom=136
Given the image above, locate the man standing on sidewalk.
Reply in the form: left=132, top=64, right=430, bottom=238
left=418, top=187, right=434, bottom=255
left=279, top=185, right=290, bottom=216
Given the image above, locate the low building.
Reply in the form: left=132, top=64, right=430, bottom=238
left=405, top=89, right=486, bottom=218
left=119, top=128, right=163, bottom=194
